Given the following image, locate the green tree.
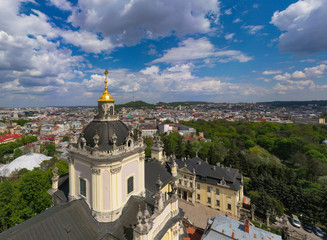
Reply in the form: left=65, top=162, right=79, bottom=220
left=62, top=136, right=69, bottom=142
left=45, top=144, right=56, bottom=156
left=184, top=140, right=195, bottom=159
left=13, top=149, right=23, bottom=159
left=0, top=180, right=15, bottom=231
left=144, top=138, right=153, bottom=158
left=16, top=169, right=51, bottom=215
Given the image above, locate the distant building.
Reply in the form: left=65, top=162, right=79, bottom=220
left=201, top=214, right=282, bottom=240
left=292, top=117, right=325, bottom=124
left=141, top=124, right=157, bottom=137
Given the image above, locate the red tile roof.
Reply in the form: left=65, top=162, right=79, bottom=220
left=0, top=134, right=25, bottom=143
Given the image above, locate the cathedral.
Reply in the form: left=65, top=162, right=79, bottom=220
left=0, top=70, right=184, bottom=240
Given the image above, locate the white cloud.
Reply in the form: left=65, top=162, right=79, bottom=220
left=224, top=9, right=232, bottom=15
left=273, top=80, right=327, bottom=94
left=68, top=0, right=221, bottom=45
left=242, top=25, right=264, bottom=35
left=271, top=0, right=327, bottom=54
left=49, top=0, right=73, bottom=11
left=262, top=70, right=282, bottom=75
left=273, top=64, right=326, bottom=81
left=225, top=33, right=235, bottom=40
left=273, top=73, right=291, bottom=81
left=152, top=38, right=252, bottom=64
left=233, top=18, right=242, bottom=23
left=60, top=30, right=114, bottom=53
left=291, top=71, right=306, bottom=79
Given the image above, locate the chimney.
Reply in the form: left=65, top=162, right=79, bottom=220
left=244, top=219, right=250, bottom=233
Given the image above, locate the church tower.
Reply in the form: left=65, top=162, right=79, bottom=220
left=68, top=70, right=146, bottom=222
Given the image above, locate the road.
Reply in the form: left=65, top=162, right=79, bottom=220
left=285, top=215, right=326, bottom=240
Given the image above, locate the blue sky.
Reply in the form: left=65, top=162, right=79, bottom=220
left=0, top=0, right=327, bottom=107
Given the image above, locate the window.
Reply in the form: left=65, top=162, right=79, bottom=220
left=80, top=178, right=86, bottom=197
left=110, top=106, right=113, bottom=115
left=190, top=182, right=193, bottom=188
left=179, top=179, right=182, bottom=184
left=127, top=176, right=134, bottom=194
left=216, top=200, right=220, bottom=206
left=227, top=204, right=232, bottom=210
left=216, top=188, right=220, bottom=195
left=207, top=197, right=211, bottom=203
left=207, top=186, right=211, bottom=192
left=184, top=181, right=187, bottom=187
left=189, top=176, right=192, bottom=180
left=197, top=194, right=200, bottom=200
left=197, top=184, right=200, bottom=190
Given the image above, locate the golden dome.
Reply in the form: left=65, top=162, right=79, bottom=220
left=98, top=69, right=115, bottom=102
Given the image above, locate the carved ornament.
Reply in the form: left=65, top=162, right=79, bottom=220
left=110, top=166, right=122, bottom=174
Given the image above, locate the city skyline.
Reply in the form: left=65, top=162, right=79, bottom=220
left=0, top=0, right=327, bottom=107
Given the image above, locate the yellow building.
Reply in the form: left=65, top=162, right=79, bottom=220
left=169, top=157, right=244, bottom=218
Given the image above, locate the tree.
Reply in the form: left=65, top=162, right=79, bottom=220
left=45, top=144, right=56, bottom=156
left=184, top=140, right=194, bottom=159
left=0, top=180, right=15, bottom=232
left=62, top=136, right=69, bottom=142
left=16, top=169, right=51, bottom=215
left=13, top=149, right=23, bottom=159
left=144, top=138, right=153, bottom=158
left=175, top=136, right=184, bottom=159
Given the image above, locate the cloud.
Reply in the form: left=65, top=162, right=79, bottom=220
left=224, top=9, right=232, bottom=15
left=225, top=33, right=235, bottom=40
left=151, top=38, right=252, bottom=64
left=68, top=0, right=221, bottom=45
left=49, top=0, right=73, bottom=11
left=273, top=64, right=326, bottom=81
left=233, top=18, right=242, bottom=23
left=273, top=80, right=327, bottom=94
left=60, top=30, right=114, bottom=53
left=242, top=25, right=264, bottom=35
left=271, top=0, right=327, bottom=55
left=262, top=70, right=282, bottom=75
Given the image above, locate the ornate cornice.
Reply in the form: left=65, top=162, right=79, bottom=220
left=110, top=166, right=122, bottom=174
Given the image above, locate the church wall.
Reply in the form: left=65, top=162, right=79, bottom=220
left=75, top=161, right=92, bottom=205
left=121, top=159, right=139, bottom=202
left=102, top=170, right=110, bottom=210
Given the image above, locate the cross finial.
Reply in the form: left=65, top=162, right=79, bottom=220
left=104, top=69, right=108, bottom=91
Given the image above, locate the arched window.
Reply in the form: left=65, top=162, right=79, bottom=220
left=110, top=106, right=113, bottom=115
left=127, top=176, right=134, bottom=194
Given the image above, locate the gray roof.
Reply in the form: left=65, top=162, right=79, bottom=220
left=0, top=195, right=183, bottom=240
left=0, top=199, right=101, bottom=240
left=83, top=120, right=131, bottom=151
left=145, top=159, right=174, bottom=197
left=202, top=214, right=282, bottom=240
left=173, top=157, right=242, bottom=191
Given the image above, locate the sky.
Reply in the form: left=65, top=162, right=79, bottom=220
left=0, top=0, right=327, bottom=107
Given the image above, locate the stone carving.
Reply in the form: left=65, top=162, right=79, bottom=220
left=251, top=204, right=256, bottom=221
left=110, top=166, right=121, bottom=174
left=112, top=132, right=117, bottom=147
left=93, top=130, right=100, bottom=148
left=102, top=103, right=110, bottom=116
left=91, top=167, right=101, bottom=175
